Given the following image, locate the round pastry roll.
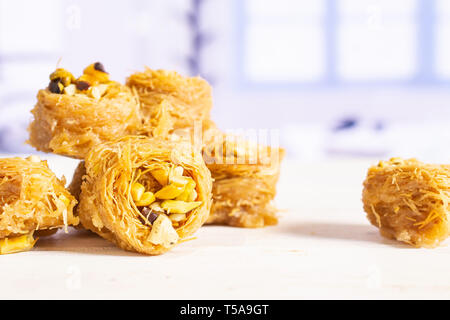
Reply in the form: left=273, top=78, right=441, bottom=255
left=363, top=158, right=450, bottom=247
left=202, top=128, right=285, bottom=228
left=126, top=68, right=212, bottom=137
left=28, top=62, right=141, bottom=159
left=154, top=119, right=285, bottom=228
left=0, top=156, right=78, bottom=254
left=76, top=136, right=212, bottom=255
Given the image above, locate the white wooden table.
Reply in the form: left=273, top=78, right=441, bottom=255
left=1, top=154, right=449, bottom=299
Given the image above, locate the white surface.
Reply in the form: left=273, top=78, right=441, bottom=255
left=0, top=155, right=449, bottom=299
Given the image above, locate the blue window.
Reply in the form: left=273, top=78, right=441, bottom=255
left=236, top=0, right=449, bottom=88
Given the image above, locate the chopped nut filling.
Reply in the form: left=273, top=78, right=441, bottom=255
left=50, top=68, right=75, bottom=86
left=75, top=80, right=90, bottom=91
left=49, top=79, right=64, bottom=94
left=94, top=62, right=107, bottom=73
left=148, top=212, right=159, bottom=224
left=47, top=62, right=112, bottom=99
left=64, top=84, right=76, bottom=96
left=140, top=207, right=159, bottom=224
left=130, top=165, right=202, bottom=247
left=147, top=214, right=179, bottom=248
left=161, top=200, right=202, bottom=214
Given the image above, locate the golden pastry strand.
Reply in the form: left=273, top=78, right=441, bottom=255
left=74, top=136, right=212, bottom=255
left=363, top=158, right=450, bottom=247
left=0, top=156, right=78, bottom=254
left=28, top=62, right=141, bottom=159
left=202, top=123, right=285, bottom=228
left=126, top=68, right=212, bottom=138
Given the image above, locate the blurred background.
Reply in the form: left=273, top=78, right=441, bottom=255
left=0, top=0, right=449, bottom=162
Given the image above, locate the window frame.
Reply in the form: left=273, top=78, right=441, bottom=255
left=234, top=0, right=449, bottom=90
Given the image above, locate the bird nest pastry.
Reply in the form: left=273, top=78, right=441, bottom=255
left=74, top=136, right=212, bottom=255
left=363, top=158, right=450, bottom=247
left=0, top=156, right=78, bottom=254
left=28, top=62, right=141, bottom=159
left=126, top=68, right=212, bottom=137
left=202, top=123, right=285, bottom=228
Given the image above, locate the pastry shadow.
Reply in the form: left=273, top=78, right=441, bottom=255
left=279, top=221, right=413, bottom=248
left=34, top=228, right=147, bottom=257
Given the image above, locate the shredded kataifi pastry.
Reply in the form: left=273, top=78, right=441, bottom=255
left=0, top=156, right=78, bottom=254
left=363, top=158, right=450, bottom=247
left=28, top=62, right=141, bottom=159
left=75, top=136, right=212, bottom=255
left=202, top=123, right=284, bottom=228
left=126, top=67, right=212, bottom=137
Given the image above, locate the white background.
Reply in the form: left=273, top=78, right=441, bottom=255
left=0, top=0, right=449, bottom=161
